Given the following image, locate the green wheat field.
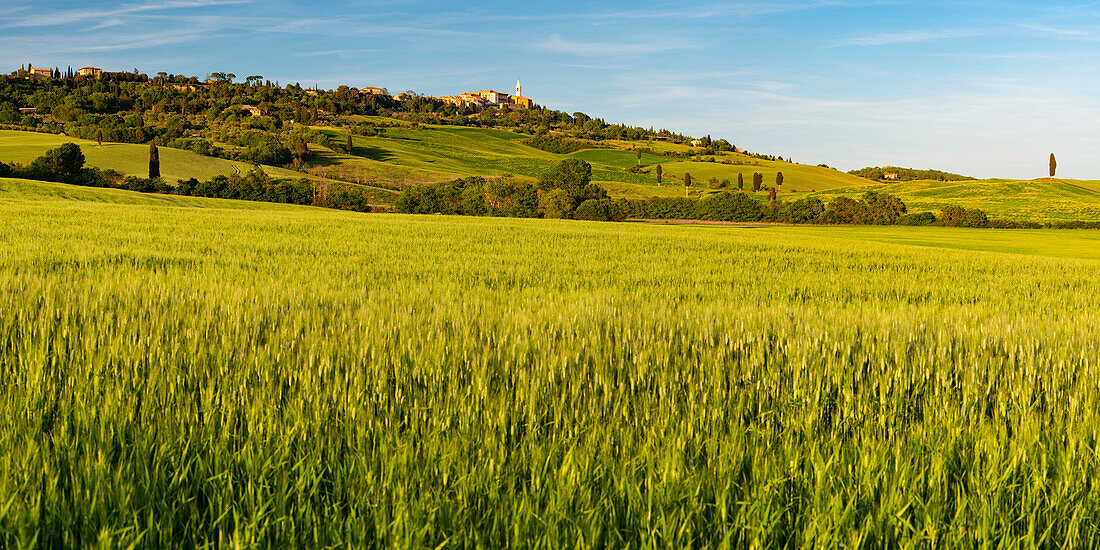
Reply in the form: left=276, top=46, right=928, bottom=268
left=4, top=178, right=1100, bottom=547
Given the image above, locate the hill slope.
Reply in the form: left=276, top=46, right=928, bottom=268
left=0, top=130, right=305, bottom=183
left=310, top=121, right=872, bottom=196
left=811, top=178, right=1100, bottom=222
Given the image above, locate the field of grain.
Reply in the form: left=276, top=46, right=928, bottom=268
left=4, top=180, right=1100, bottom=547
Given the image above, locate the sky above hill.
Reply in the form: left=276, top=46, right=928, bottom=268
left=5, top=0, right=1100, bottom=178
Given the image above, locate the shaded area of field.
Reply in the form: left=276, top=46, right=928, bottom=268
left=3, top=183, right=1100, bottom=546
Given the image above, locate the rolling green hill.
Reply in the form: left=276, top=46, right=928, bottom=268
left=811, top=178, right=1100, bottom=222
left=0, top=130, right=306, bottom=183
left=9, top=124, right=1100, bottom=222
left=310, top=122, right=872, bottom=196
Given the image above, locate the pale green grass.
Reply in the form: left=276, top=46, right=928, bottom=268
left=654, top=157, right=870, bottom=192
left=4, top=183, right=1100, bottom=546
left=814, top=178, right=1100, bottom=222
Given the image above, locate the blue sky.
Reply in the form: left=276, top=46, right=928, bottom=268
left=4, top=0, right=1100, bottom=178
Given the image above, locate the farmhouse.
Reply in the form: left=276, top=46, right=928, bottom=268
left=232, top=105, right=263, bottom=117
left=360, top=86, right=388, bottom=96
left=26, top=65, right=52, bottom=80
left=78, top=67, right=102, bottom=78
left=884, top=172, right=899, bottom=180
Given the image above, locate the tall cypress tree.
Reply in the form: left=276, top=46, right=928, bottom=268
left=656, top=164, right=663, bottom=185
left=149, top=143, right=160, bottom=179
left=346, top=134, right=354, bottom=155
left=1049, top=153, right=1057, bottom=178
left=738, top=173, right=744, bottom=191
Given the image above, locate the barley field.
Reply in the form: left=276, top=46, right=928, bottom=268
left=3, top=180, right=1100, bottom=547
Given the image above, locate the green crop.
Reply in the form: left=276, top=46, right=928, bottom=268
left=3, top=183, right=1100, bottom=547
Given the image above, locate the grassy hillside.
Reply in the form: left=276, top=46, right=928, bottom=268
left=647, top=157, right=866, bottom=193
left=0, top=130, right=312, bottom=183
left=309, top=122, right=869, bottom=196
left=812, top=178, right=1100, bottom=222
left=6, top=184, right=1100, bottom=546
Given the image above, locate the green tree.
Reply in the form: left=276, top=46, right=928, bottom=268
left=31, top=143, right=85, bottom=183
left=636, top=149, right=642, bottom=166
left=656, top=164, right=663, bottom=185
left=752, top=173, right=762, bottom=192
left=149, top=143, right=160, bottom=179
left=1050, top=153, right=1057, bottom=178
left=96, top=129, right=103, bottom=147
left=737, top=173, right=744, bottom=191
left=684, top=172, right=692, bottom=197
left=539, top=189, right=574, bottom=219
left=292, top=136, right=311, bottom=165
left=776, top=171, right=784, bottom=189
left=538, top=159, right=594, bottom=203
left=346, top=134, right=354, bottom=155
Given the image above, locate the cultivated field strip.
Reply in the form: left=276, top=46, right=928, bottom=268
left=2, top=200, right=1100, bottom=547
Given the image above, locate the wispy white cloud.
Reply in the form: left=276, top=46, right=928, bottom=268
left=1021, top=24, right=1093, bottom=37
left=836, top=29, right=981, bottom=47
left=538, top=33, right=697, bottom=56
left=291, top=49, right=378, bottom=58
left=2, top=0, right=251, bottom=28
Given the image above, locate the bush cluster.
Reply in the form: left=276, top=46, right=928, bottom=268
left=394, top=159, right=614, bottom=220
left=523, top=135, right=601, bottom=154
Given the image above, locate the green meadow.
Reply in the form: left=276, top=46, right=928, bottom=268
left=813, top=177, right=1100, bottom=222
left=7, top=124, right=1100, bottom=222
left=0, top=130, right=288, bottom=183
left=312, top=123, right=869, bottom=194
left=4, top=179, right=1100, bottom=546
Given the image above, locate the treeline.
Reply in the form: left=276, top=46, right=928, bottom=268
left=623, top=192, right=909, bottom=224
left=621, top=195, right=1041, bottom=228
left=395, top=160, right=623, bottom=221
left=0, top=143, right=372, bottom=211
left=849, top=166, right=976, bottom=182
left=388, top=161, right=1058, bottom=228
left=0, top=72, right=700, bottom=152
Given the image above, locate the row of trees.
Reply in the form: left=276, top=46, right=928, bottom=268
left=395, top=160, right=620, bottom=220
left=0, top=72, right=718, bottom=153
left=848, top=166, right=975, bottom=182
left=624, top=192, right=909, bottom=224
left=654, top=167, right=784, bottom=194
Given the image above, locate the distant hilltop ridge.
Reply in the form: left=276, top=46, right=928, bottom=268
left=5, top=64, right=809, bottom=160
left=848, top=166, right=976, bottom=182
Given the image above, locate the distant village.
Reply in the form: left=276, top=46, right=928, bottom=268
left=14, top=64, right=536, bottom=112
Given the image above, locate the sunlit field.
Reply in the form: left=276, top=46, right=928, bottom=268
left=4, top=181, right=1100, bottom=547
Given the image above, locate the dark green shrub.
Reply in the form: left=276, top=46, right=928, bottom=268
left=574, top=199, right=625, bottom=222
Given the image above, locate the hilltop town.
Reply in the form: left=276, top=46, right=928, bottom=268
left=13, top=64, right=536, bottom=112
